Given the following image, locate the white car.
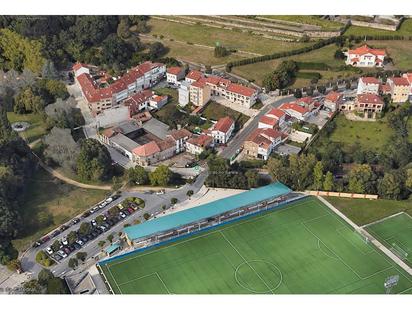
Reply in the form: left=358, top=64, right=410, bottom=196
left=105, top=197, right=113, bottom=203
left=92, top=206, right=99, bottom=212
left=99, top=225, right=107, bottom=232
left=119, top=212, right=126, bottom=219
left=57, top=250, right=68, bottom=258
left=98, top=202, right=106, bottom=209
left=62, top=238, right=68, bottom=246
left=75, top=239, right=84, bottom=246
left=46, top=247, right=54, bottom=255
left=91, top=219, right=97, bottom=227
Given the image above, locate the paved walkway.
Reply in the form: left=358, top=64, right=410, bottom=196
left=317, top=196, right=412, bottom=277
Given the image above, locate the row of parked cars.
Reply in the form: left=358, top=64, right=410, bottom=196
left=33, top=195, right=121, bottom=248
left=44, top=201, right=136, bottom=262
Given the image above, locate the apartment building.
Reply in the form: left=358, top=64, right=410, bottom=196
left=189, top=79, right=211, bottom=107
left=387, top=77, right=410, bottom=103
left=207, top=116, right=235, bottom=144
left=166, top=66, right=185, bottom=85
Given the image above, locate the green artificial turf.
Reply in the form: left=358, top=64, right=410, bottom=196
left=100, top=197, right=412, bottom=294
left=366, top=213, right=412, bottom=268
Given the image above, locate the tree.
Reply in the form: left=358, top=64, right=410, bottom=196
left=77, top=139, right=112, bottom=182
left=23, top=279, right=43, bottom=294
left=38, top=268, right=54, bottom=286
left=143, top=213, right=150, bottom=220
left=148, top=42, right=167, bottom=60
left=14, top=87, right=44, bottom=114
left=95, top=214, right=105, bottom=226
left=378, top=172, right=402, bottom=200
left=43, top=127, right=80, bottom=172
left=35, top=251, right=53, bottom=267
left=323, top=171, right=334, bottom=191
left=214, top=45, right=230, bottom=58
left=112, top=176, right=123, bottom=191
left=348, top=164, right=376, bottom=194
left=67, top=231, right=77, bottom=245
left=46, top=277, right=68, bottom=294
left=149, top=165, right=172, bottom=186
left=68, top=258, right=78, bottom=269
left=76, top=251, right=87, bottom=262
left=41, top=60, right=58, bottom=79
left=186, top=190, right=194, bottom=199
left=313, top=161, right=324, bottom=190
left=170, top=197, right=178, bottom=205
left=45, top=98, right=80, bottom=129
left=107, top=234, right=114, bottom=243
left=117, top=17, right=131, bottom=39
left=98, top=240, right=106, bottom=248
left=51, top=240, right=61, bottom=252
left=245, top=169, right=258, bottom=188
left=78, top=222, right=91, bottom=236
left=406, top=168, right=412, bottom=190
left=100, top=34, right=136, bottom=69
left=6, top=258, right=21, bottom=272
left=334, top=49, right=345, bottom=60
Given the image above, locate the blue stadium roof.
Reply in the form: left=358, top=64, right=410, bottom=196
left=124, top=182, right=291, bottom=241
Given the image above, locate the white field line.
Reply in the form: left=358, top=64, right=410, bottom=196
left=155, top=272, right=172, bottom=294
left=219, top=231, right=274, bottom=294
left=361, top=212, right=406, bottom=228
left=317, top=196, right=412, bottom=277
left=107, top=265, right=122, bottom=294
left=118, top=272, right=157, bottom=287
left=107, top=198, right=315, bottom=268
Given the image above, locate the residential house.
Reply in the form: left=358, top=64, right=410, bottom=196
left=72, top=63, right=90, bottom=77
left=355, top=94, right=384, bottom=117
left=324, top=91, right=343, bottom=112
left=208, top=116, right=235, bottom=144
left=243, top=128, right=283, bottom=160
left=123, top=90, right=154, bottom=115
left=149, top=95, right=168, bottom=110
left=185, top=70, right=203, bottom=84
left=258, top=108, right=286, bottom=130
left=357, top=77, right=381, bottom=95
left=279, top=103, right=310, bottom=121
left=387, top=77, right=410, bottom=103
left=345, top=45, right=386, bottom=67
left=166, top=66, right=185, bottom=85
left=178, top=80, right=191, bottom=107
left=295, top=97, right=316, bottom=111
left=189, top=79, right=211, bottom=107
left=167, top=129, right=192, bottom=154
left=402, top=73, right=412, bottom=100
left=186, top=135, right=213, bottom=155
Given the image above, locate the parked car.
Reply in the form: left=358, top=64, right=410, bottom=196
left=53, top=254, right=62, bottom=262
left=51, top=230, right=61, bottom=238
left=58, top=250, right=68, bottom=258
left=62, top=238, right=68, bottom=246
left=76, top=239, right=84, bottom=246
left=112, top=194, right=121, bottom=200
left=92, top=206, right=99, bottom=212
left=63, top=247, right=71, bottom=254
left=99, top=225, right=107, bottom=232
left=59, top=225, right=68, bottom=232
left=41, top=236, right=50, bottom=243
left=73, top=243, right=81, bottom=250
left=72, top=218, right=80, bottom=225
left=91, top=219, right=97, bottom=227
left=80, top=237, right=88, bottom=243
left=105, top=197, right=113, bottom=204
left=33, top=241, right=41, bottom=248
left=119, top=212, right=126, bottom=219
left=46, top=247, right=54, bottom=255
left=82, top=211, right=91, bottom=218
left=99, top=202, right=106, bottom=209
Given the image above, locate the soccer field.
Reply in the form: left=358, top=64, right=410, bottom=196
left=366, top=213, right=412, bottom=268
left=99, top=197, right=412, bottom=294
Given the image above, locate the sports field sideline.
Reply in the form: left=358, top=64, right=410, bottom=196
left=366, top=212, right=412, bottom=268
left=99, top=197, right=412, bottom=294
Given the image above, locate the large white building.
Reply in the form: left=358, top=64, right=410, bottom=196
left=207, top=116, right=235, bottom=144
left=357, top=77, right=381, bottom=95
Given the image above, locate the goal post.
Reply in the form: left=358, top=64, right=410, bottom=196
left=390, top=242, right=409, bottom=261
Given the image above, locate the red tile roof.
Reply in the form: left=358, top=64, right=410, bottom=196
left=133, top=141, right=160, bottom=157
left=379, top=84, right=391, bottom=93
left=360, top=77, right=380, bottom=85
left=167, top=66, right=184, bottom=75
left=167, top=128, right=192, bottom=141
left=348, top=45, right=386, bottom=57
left=186, top=70, right=203, bottom=81
left=191, top=78, right=207, bottom=88
left=246, top=128, right=282, bottom=150
left=357, top=94, right=384, bottom=105
left=73, top=62, right=88, bottom=71
left=389, top=77, right=410, bottom=87
left=227, top=83, right=256, bottom=97
left=279, top=103, right=309, bottom=115
left=266, top=108, right=286, bottom=119
left=259, top=115, right=279, bottom=127
left=214, top=116, right=234, bottom=133
left=295, top=97, right=314, bottom=105
left=187, top=135, right=213, bottom=148
left=325, top=91, right=343, bottom=103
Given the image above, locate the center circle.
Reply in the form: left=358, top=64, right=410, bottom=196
left=234, top=260, right=283, bottom=294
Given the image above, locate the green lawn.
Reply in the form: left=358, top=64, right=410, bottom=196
left=329, top=114, right=394, bottom=152
left=344, top=19, right=412, bottom=37
left=366, top=213, right=412, bottom=267
left=232, top=44, right=345, bottom=86
left=201, top=101, right=250, bottom=128
left=367, top=40, right=412, bottom=71
left=12, top=168, right=109, bottom=251
left=7, top=112, right=49, bottom=143
left=326, top=196, right=412, bottom=226
left=263, top=16, right=344, bottom=31
left=148, top=17, right=309, bottom=56
left=99, top=197, right=412, bottom=294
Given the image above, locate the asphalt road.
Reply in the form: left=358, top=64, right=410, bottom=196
left=21, top=171, right=207, bottom=278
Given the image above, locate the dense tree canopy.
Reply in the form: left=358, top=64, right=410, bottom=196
left=76, top=139, right=112, bottom=182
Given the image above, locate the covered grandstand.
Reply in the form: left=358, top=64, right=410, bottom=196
left=124, top=182, right=299, bottom=249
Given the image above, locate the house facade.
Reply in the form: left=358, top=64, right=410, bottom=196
left=166, top=66, right=185, bottom=85
left=355, top=94, right=384, bottom=117
left=387, top=77, right=410, bottom=103
left=357, top=77, right=381, bottom=95
left=324, top=91, right=343, bottom=112
left=207, top=116, right=235, bottom=144
left=243, top=128, right=283, bottom=160
left=345, top=45, right=386, bottom=68
left=279, top=103, right=310, bottom=121
left=189, top=79, right=211, bottom=107
left=258, top=108, right=286, bottom=130
left=186, top=135, right=213, bottom=155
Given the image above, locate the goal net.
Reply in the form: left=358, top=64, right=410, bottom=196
left=390, top=243, right=409, bottom=260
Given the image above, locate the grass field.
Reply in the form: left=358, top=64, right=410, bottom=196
left=262, top=16, right=344, bottom=31
left=201, top=101, right=250, bottom=128
left=147, top=18, right=309, bottom=56
left=12, top=168, right=108, bottom=251
left=366, top=213, right=412, bottom=267
left=325, top=197, right=412, bottom=226
left=99, top=197, right=412, bottom=294
left=329, top=114, right=394, bottom=152
left=367, top=40, right=412, bottom=71
left=7, top=112, right=49, bottom=143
